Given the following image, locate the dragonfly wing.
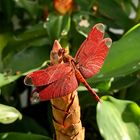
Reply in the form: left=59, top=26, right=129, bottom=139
left=75, top=23, right=112, bottom=78
left=75, top=23, right=104, bottom=62
left=38, top=71, right=78, bottom=100
left=24, top=63, right=72, bottom=86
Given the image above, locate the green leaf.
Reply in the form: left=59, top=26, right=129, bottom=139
left=0, top=0, right=15, bottom=22
left=125, top=80, right=140, bottom=101
left=75, top=0, right=95, bottom=11
left=0, top=73, right=20, bottom=88
left=0, top=34, right=9, bottom=53
left=135, top=4, right=140, bottom=22
left=96, top=96, right=140, bottom=140
left=44, top=13, right=71, bottom=43
left=97, top=0, right=134, bottom=29
left=110, top=75, right=138, bottom=90
left=0, top=132, right=52, bottom=140
left=0, top=62, right=45, bottom=88
left=0, top=34, right=10, bottom=71
left=95, top=79, right=112, bottom=92
left=2, top=23, right=48, bottom=57
left=3, top=45, right=50, bottom=74
left=78, top=86, right=99, bottom=108
left=124, top=23, right=140, bottom=36
left=79, top=91, right=97, bottom=109
left=0, top=104, right=22, bottom=124
left=92, top=24, right=140, bottom=82
left=0, top=116, right=49, bottom=135
left=14, top=0, right=39, bottom=18
left=0, top=45, right=50, bottom=88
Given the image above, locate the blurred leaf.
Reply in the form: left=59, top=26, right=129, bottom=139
left=0, top=63, right=45, bottom=88
left=135, top=3, right=140, bottom=22
left=91, top=24, right=140, bottom=82
left=0, top=34, right=9, bottom=53
left=0, top=0, right=15, bottom=22
left=14, top=0, right=39, bottom=18
left=116, top=0, right=132, bottom=16
left=0, top=132, right=52, bottom=140
left=0, top=61, right=47, bottom=88
left=95, top=79, right=112, bottom=92
left=2, top=23, right=48, bottom=57
left=69, top=22, right=85, bottom=56
left=79, top=91, right=96, bottom=109
left=126, top=80, right=140, bottom=101
left=75, top=0, right=96, bottom=11
left=81, top=105, right=101, bottom=140
left=0, top=34, right=10, bottom=71
left=111, top=75, right=138, bottom=90
left=0, top=116, right=49, bottom=135
left=78, top=86, right=99, bottom=109
left=0, top=73, right=19, bottom=88
left=3, top=45, right=50, bottom=74
left=0, top=104, right=22, bottom=124
left=0, top=44, right=50, bottom=88
left=96, top=0, right=134, bottom=29
left=45, top=13, right=71, bottom=43
left=97, top=96, right=140, bottom=140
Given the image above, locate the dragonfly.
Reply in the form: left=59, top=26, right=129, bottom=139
left=24, top=23, right=112, bottom=102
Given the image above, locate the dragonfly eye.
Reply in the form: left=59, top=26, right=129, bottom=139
left=58, top=48, right=66, bottom=56
left=75, top=61, right=79, bottom=65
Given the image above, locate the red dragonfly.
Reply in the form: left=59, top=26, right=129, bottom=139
left=24, top=23, right=112, bottom=102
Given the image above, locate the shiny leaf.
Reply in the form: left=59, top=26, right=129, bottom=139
left=97, top=96, right=140, bottom=140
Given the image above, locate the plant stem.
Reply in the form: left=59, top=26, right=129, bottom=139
left=51, top=91, right=85, bottom=140
left=50, top=40, right=85, bottom=140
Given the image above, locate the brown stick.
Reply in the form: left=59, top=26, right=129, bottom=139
left=51, top=91, right=85, bottom=140
left=50, top=40, right=85, bottom=140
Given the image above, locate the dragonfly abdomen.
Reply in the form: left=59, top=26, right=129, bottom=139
left=75, top=68, right=101, bottom=102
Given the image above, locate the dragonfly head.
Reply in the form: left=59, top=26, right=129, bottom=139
left=58, top=48, right=66, bottom=56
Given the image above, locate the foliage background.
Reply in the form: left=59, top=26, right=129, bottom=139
left=0, top=0, right=140, bottom=140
